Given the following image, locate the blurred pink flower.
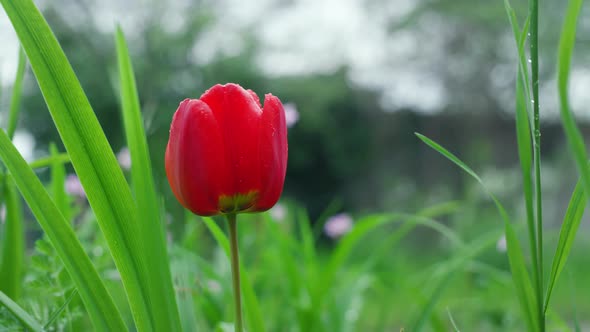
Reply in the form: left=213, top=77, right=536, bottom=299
left=117, top=147, right=132, bottom=170
left=65, top=174, right=86, bottom=199
left=283, top=103, right=299, bottom=128
left=324, top=213, right=353, bottom=239
left=269, top=203, right=287, bottom=221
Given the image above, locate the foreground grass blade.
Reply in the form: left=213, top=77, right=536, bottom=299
left=0, top=178, right=24, bottom=300
left=0, top=130, right=126, bottom=331
left=202, top=217, right=266, bottom=332
left=7, top=47, right=26, bottom=139
left=0, top=290, right=43, bottom=332
left=416, top=133, right=539, bottom=331
left=546, top=181, right=585, bottom=312
left=0, top=1, right=159, bottom=329
left=116, top=27, right=181, bottom=331
left=503, top=3, right=543, bottom=323
left=557, top=0, right=590, bottom=199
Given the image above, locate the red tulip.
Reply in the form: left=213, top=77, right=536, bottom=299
left=165, top=83, right=288, bottom=216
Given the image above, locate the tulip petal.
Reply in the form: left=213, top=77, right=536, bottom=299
left=255, top=94, right=288, bottom=210
left=165, top=99, right=229, bottom=215
left=201, top=84, right=263, bottom=204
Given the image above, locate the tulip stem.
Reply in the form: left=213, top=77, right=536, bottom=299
left=227, top=213, right=243, bottom=332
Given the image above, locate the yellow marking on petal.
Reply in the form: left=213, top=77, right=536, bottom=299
left=218, top=191, right=259, bottom=214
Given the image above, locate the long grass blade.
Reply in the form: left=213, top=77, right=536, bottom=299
left=115, top=26, right=181, bottom=331
left=0, top=1, right=158, bottom=329
left=0, top=178, right=24, bottom=300
left=545, top=180, right=585, bottom=311
left=411, top=230, right=501, bottom=331
left=503, top=3, right=543, bottom=324
left=0, top=129, right=127, bottom=331
left=0, top=290, right=43, bottom=332
left=557, top=0, right=588, bottom=212
left=416, top=133, right=539, bottom=331
left=6, top=47, right=26, bottom=140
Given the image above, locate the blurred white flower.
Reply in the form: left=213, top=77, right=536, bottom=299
left=65, top=174, right=86, bottom=199
left=0, top=205, right=5, bottom=225
left=324, top=213, right=353, bottom=239
left=283, top=102, right=299, bottom=128
left=117, top=147, right=132, bottom=170
left=269, top=203, right=287, bottom=221
left=496, top=234, right=507, bottom=253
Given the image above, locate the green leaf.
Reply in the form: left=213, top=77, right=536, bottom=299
left=43, top=289, right=78, bottom=329
left=0, top=178, right=24, bottom=300
left=0, top=1, right=161, bottom=329
left=557, top=0, right=590, bottom=199
left=411, top=230, right=501, bottom=331
left=115, top=26, right=181, bottom=331
left=6, top=46, right=26, bottom=140
left=0, top=290, right=43, bottom=332
left=545, top=180, right=585, bottom=311
left=0, top=130, right=126, bottom=331
left=416, top=133, right=539, bottom=331
left=202, top=217, right=266, bottom=332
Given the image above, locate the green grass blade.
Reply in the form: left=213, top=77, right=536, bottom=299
left=319, top=209, right=460, bottom=303
left=0, top=178, right=24, bottom=300
left=115, top=26, right=181, bottom=331
left=503, top=2, right=542, bottom=322
left=545, top=180, right=585, bottom=312
left=43, top=289, right=78, bottom=329
left=0, top=130, right=126, bottom=331
left=557, top=0, right=590, bottom=200
left=0, top=1, right=159, bottom=329
left=505, top=218, right=539, bottom=332
left=0, top=290, right=43, bottom=332
left=411, top=230, right=501, bottom=331
left=6, top=47, right=26, bottom=140
left=416, top=133, right=539, bottom=331
left=202, top=217, right=266, bottom=332
left=50, top=143, right=69, bottom=220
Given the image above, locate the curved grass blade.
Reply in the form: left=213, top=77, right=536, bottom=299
left=0, top=1, right=157, bottom=329
left=202, top=217, right=266, bottom=332
left=0, top=130, right=127, bottom=331
left=319, top=209, right=461, bottom=302
left=545, top=180, right=585, bottom=312
left=416, top=133, right=539, bottom=331
left=6, top=47, right=26, bottom=140
left=557, top=0, right=590, bottom=197
left=411, top=230, right=501, bottom=331
left=0, top=290, right=43, bottom=332
left=43, top=289, right=78, bottom=329
left=0, top=178, right=24, bottom=300
left=115, top=26, right=181, bottom=331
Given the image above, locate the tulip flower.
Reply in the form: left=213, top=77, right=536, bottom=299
left=165, top=83, right=288, bottom=217
left=165, top=83, right=288, bottom=332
